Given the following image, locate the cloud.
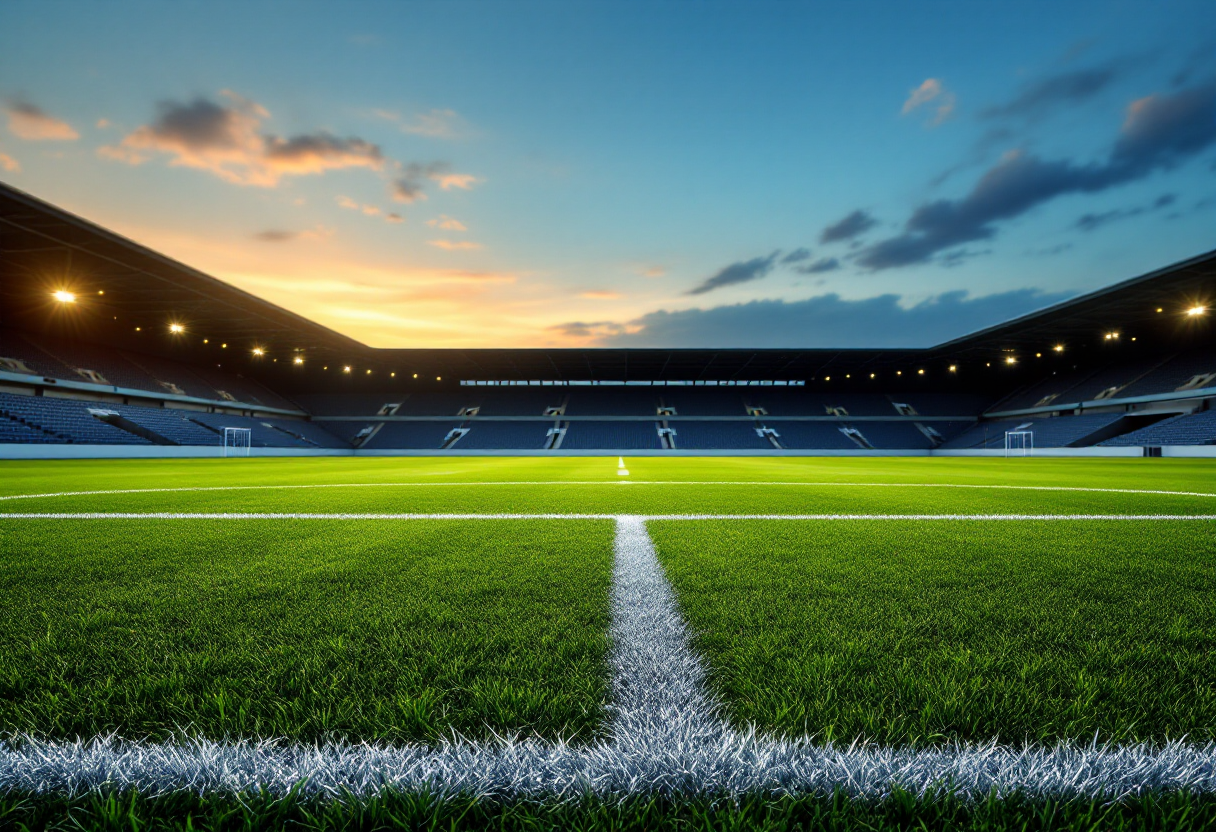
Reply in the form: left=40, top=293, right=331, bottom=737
left=252, top=225, right=334, bottom=242
left=980, top=66, right=1120, bottom=121
left=580, top=290, right=621, bottom=300
left=428, top=239, right=482, bottom=250
left=0, top=151, right=19, bottom=172
left=1074, top=193, right=1176, bottom=232
left=566, top=288, right=1073, bottom=348
left=5, top=99, right=78, bottom=141
left=432, top=171, right=479, bottom=190
left=337, top=195, right=404, bottom=224
left=901, top=78, right=955, bottom=125
left=402, top=109, right=463, bottom=138
left=856, top=79, right=1216, bottom=270
left=686, top=251, right=780, bottom=295
left=637, top=265, right=667, bottom=278
left=781, top=248, right=812, bottom=264
left=426, top=214, right=467, bottom=230
left=794, top=257, right=840, bottom=274
left=99, top=91, right=384, bottom=186
left=547, top=320, right=631, bottom=340
left=820, top=209, right=878, bottom=244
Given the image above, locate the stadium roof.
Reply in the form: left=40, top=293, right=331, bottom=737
left=1, top=181, right=1212, bottom=385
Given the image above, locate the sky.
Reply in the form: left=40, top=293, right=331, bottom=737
left=2, top=0, right=1215, bottom=349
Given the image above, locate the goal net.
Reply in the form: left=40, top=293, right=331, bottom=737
left=1004, top=430, right=1033, bottom=457
left=222, top=427, right=252, bottom=457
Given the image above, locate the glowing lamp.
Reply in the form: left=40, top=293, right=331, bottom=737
left=53, top=290, right=76, bottom=303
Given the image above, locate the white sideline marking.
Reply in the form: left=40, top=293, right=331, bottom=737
left=1, top=480, right=1214, bottom=502
left=1, top=513, right=1213, bottom=520
left=617, top=456, right=630, bottom=476
left=1, top=516, right=1213, bottom=800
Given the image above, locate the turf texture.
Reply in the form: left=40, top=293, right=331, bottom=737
left=0, top=519, right=613, bottom=743
left=650, top=519, right=1216, bottom=746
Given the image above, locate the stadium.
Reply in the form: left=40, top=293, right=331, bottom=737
left=2, top=4, right=1216, bottom=830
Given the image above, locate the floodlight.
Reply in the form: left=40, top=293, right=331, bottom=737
left=413, top=373, right=418, bottom=378
left=896, top=370, right=902, bottom=376
left=391, top=372, right=396, bottom=377
left=1053, top=345, right=1064, bottom=352
left=53, top=290, right=76, bottom=303
left=221, top=343, right=228, bottom=348
left=293, top=356, right=304, bottom=365
left=948, top=365, right=957, bottom=372
left=252, top=347, right=265, bottom=356
left=169, top=323, right=184, bottom=334
left=1005, top=356, right=1017, bottom=365
left=135, top=327, right=141, bottom=332
left=437, top=376, right=442, bottom=381
left=98, top=290, right=104, bottom=295
left=366, top=369, right=372, bottom=374
left=917, top=369, right=924, bottom=375
left=824, top=376, right=830, bottom=381
left=870, top=373, right=875, bottom=378
left=1187, top=305, right=1207, bottom=317
left=343, top=366, right=351, bottom=373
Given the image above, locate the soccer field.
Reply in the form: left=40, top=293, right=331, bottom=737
left=1, top=456, right=1214, bottom=829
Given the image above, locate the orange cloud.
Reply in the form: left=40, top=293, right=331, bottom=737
left=99, top=91, right=384, bottom=186
left=425, top=214, right=467, bottom=230
left=428, top=239, right=483, bottom=250
left=0, top=151, right=19, bottom=172
left=431, top=172, right=480, bottom=190
left=5, top=100, right=79, bottom=141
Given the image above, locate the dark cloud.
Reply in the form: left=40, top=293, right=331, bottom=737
left=100, top=91, right=384, bottom=186
left=1075, top=193, right=1176, bottom=232
left=781, top=247, right=812, bottom=264
left=546, top=320, right=627, bottom=339
left=577, top=288, right=1074, bottom=349
left=253, top=229, right=297, bottom=242
left=980, top=66, right=1120, bottom=121
left=392, top=161, right=449, bottom=203
left=856, top=80, right=1216, bottom=270
left=819, top=209, right=877, bottom=244
left=686, top=251, right=780, bottom=295
left=794, top=257, right=840, bottom=274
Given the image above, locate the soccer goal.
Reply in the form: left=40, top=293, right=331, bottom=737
left=222, top=427, right=252, bottom=457
left=1004, top=430, right=1033, bottom=457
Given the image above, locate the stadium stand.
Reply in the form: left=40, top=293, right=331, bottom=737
left=667, top=421, right=774, bottom=450
left=940, top=412, right=1131, bottom=449
left=2, top=184, right=1213, bottom=454
left=560, top=421, right=662, bottom=449
left=1100, top=408, right=1216, bottom=446
left=456, top=421, right=550, bottom=449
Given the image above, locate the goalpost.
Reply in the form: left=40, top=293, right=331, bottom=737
left=1004, top=430, right=1033, bottom=457
left=222, top=427, right=252, bottom=457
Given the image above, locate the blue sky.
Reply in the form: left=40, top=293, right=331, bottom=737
left=2, top=1, right=1214, bottom=347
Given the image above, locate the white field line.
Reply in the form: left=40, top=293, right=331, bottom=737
left=1, top=513, right=1214, bottom=521
left=1, top=481, right=1215, bottom=503
left=2, top=517, right=1215, bottom=800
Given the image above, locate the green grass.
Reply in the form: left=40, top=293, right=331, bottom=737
left=0, top=519, right=612, bottom=743
left=3, top=788, right=1215, bottom=831
left=1, top=457, right=1214, bottom=516
left=650, top=519, right=1216, bottom=746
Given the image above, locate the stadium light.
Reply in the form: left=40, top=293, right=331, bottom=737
left=391, top=372, right=396, bottom=377
left=1035, top=352, right=1041, bottom=358
left=824, top=376, right=830, bottom=381
left=52, top=290, right=76, bottom=303
left=1157, top=307, right=1163, bottom=313
left=221, top=343, right=228, bottom=348
left=293, top=356, right=304, bottom=365
left=896, top=371, right=901, bottom=376
left=1005, top=356, right=1017, bottom=365
left=1187, top=305, right=1207, bottom=317
left=1053, top=344, right=1065, bottom=352
left=169, top=323, right=184, bottom=334
left=366, top=369, right=372, bottom=374
left=870, top=373, right=875, bottom=378
left=203, top=339, right=209, bottom=344
left=948, top=365, right=957, bottom=372
left=135, top=327, right=141, bottom=332
left=413, top=373, right=418, bottom=378
left=917, top=369, right=924, bottom=375
left=343, top=366, right=352, bottom=373
left=252, top=347, right=265, bottom=357
left=437, top=376, right=442, bottom=381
